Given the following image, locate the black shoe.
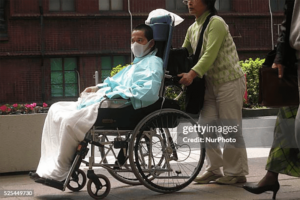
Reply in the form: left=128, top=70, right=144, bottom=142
left=243, top=182, right=280, bottom=200
left=29, top=172, right=40, bottom=181
left=29, top=172, right=46, bottom=183
left=35, top=177, right=46, bottom=183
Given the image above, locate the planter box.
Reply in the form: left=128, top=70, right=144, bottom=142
left=0, top=114, right=47, bottom=173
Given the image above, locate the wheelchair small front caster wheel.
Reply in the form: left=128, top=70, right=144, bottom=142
left=87, top=174, right=110, bottom=199
left=67, top=169, right=87, bottom=192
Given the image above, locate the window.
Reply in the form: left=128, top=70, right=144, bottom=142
left=270, top=0, right=285, bottom=12
left=51, top=58, right=78, bottom=97
left=166, top=0, right=188, bottom=12
left=101, top=56, right=128, bottom=81
left=49, top=0, right=75, bottom=12
left=99, top=0, right=123, bottom=11
left=0, top=0, right=7, bottom=38
left=215, top=0, right=231, bottom=12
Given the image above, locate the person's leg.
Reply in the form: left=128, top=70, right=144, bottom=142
left=258, top=171, right=279, bottom=186
left=243, top=106, right=300, bottom=198
left=215, top=76, right=249, bottom=183
left=243, top=170, right=280, bottom=200
left=194, top=78, right=223, bottom=183
left=266, top=107, right=300, bottom=174
left=35, top=101, right=99, bottom=181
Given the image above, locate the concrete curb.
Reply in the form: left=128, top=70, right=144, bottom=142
left=242, top=108, right=279, bottom=118
left=186, top=108, right=279, bottom=119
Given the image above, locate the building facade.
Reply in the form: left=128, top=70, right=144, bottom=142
left=0, top=0, right=285, bottom=104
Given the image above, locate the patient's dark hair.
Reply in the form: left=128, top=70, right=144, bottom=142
left=133, top=24, right=154, bottom=41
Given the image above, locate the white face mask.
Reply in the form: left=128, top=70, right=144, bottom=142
left=131, top=40, right=153, bottom=58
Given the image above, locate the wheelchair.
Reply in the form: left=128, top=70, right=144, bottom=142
left=39, top=15, right=206, bottom=199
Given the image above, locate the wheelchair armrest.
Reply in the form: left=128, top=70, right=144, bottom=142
left=99, top=98, right=131, bottom=108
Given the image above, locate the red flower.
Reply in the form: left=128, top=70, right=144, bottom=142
left=0, top=105, right=7, bottom=112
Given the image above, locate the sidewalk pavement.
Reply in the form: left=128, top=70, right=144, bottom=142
left=1, top=148, right=300, bottom=200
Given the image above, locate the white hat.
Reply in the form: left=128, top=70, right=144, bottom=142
left=145, top=9, right=184, bottom=26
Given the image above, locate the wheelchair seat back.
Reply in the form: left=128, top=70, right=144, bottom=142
left=149, top=14, right=173, bottom=70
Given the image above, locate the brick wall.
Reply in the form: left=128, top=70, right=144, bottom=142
left=232, top=0, right=270, bottom=13
left=0, top=58, right=42, bottom=103
left=0, top=0, right=285, bottom=104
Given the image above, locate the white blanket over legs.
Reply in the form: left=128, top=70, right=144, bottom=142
left=36, top=101, right=100, bottom=181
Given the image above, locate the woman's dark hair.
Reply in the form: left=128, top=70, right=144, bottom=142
left=203, top=0, right=218, bottom=15
left=132, top=24, right=153, bottom=41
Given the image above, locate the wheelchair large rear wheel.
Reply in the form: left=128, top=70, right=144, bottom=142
left=129, top=109, right=205, bottom=193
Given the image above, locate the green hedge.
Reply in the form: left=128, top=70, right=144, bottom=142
left=239, top=58, right=265, bottom=108
left=110, top=64, right=128, bottom=77
left=164, top=85, right=185, bottom=110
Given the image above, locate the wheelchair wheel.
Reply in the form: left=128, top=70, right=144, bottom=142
left=66, top=169, right=87, bottom=192
left=99, top=136, right=140, bottom=185
left=129, top=108, right=205, bottom=193
left=87, top=174, right=110, bottom=199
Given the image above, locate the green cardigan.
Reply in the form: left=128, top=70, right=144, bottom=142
left=182, top=11, right=244, bottom=86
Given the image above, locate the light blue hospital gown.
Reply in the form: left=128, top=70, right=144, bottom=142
left=78, top=51, right=163, bottom=109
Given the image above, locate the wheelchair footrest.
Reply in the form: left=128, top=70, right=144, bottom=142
left=40, top=178, right=64, bottom=191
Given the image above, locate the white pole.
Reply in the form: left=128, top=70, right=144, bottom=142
left=128, top=0, right=133, bottom=62
left=269, top=0, right=274, bottom=49
left=94, top=71, right=99, bottom=85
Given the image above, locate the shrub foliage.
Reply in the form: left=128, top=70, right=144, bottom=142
left=240, top=58, right=265, bottom=108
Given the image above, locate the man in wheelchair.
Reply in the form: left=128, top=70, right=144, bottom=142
left=29, top=24, right=164, bottom=183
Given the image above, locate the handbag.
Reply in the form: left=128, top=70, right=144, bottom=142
left=167, top=14, right=214, bottom=114
left=258, top=49, right=299, bottom=107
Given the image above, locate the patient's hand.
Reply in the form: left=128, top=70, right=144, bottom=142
left=84, top=86, right=99, bottom=93
left=80, top=86, right=99, bottom=97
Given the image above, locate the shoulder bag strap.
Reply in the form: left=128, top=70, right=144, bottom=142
left=192, top=14, right=214, bottom=65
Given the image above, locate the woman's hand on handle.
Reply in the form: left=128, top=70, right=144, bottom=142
left=178, top=70, right=198, bottom=86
